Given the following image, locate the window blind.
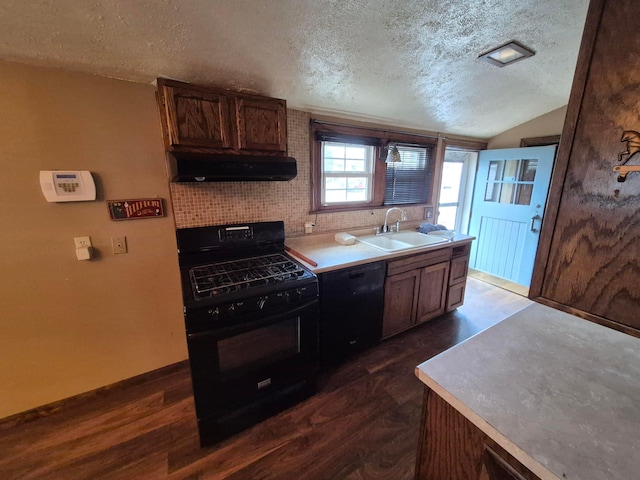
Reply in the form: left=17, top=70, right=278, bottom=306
left=384, top=145, right=433, bottom=205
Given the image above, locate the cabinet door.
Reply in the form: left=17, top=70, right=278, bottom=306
left=416, top=261, right=449, bottom=324
left=235, top=97, right=287, bottom=152
left=447, top=254, right=469, bottom=312
left=382, top=269, right=420, bottom=338
left=449, top=254, right=469, bottom=285
left=161, top=85, right=231, bottom=149
left=447, top=282, right=466, bottom=312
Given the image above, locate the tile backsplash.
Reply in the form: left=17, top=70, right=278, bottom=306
left=170, top=109, right=432, bottom=237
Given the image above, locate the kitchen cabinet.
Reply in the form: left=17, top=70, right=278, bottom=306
left=382, top=248, right=451, bottom=338
left=416, top=262, right=450, bottom=323
left=381, top=269, right=420, bottom=338
left=235, top=96, right=287, bottom=152
left=530, top=0, right=640, bottom=336
left=319, top=261, right=385, bottom=363
left=447, top=243, right=471, bottom=312
left=414, top=302, right=640, bottom=479
left=156, top=78, right=287, bottom=155
left=415, top=387, right=540, bottom=480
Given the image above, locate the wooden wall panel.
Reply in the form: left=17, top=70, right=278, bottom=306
left=532, top=0, right=640, bottom=332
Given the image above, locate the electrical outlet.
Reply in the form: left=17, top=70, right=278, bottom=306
left=112, top=236, right=127, bottom=254
left=74, top=236, right=92, bottom=249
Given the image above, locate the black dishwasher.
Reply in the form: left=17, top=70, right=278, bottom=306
left=319, top=261, right=386, bottom=363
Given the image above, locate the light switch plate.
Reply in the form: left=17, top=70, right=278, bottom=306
left=74, top=236, right=92, bottom=248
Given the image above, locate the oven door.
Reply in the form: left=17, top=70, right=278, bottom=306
left=186, top=299, right=319, bottom=419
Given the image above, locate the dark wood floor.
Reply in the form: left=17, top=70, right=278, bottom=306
left=0, top=278, right=531, bottom=480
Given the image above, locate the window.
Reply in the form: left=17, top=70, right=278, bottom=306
left=311, top=120, right=438, bottom=212
left=321, top=142, right=375, bottom=205
left=384, top=145, right=433, bottom=205
left=437, top=145, right=481, bottom=232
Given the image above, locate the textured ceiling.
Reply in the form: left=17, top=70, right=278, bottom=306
left=0, top=0, right=590, bottom=138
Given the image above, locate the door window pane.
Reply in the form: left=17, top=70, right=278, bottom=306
left=484, top=159, right=537, bottom=206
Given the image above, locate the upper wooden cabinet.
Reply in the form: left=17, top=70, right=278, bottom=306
left=156, top=78, right=287, bottom=155
left=235, top=97, right=287, bottom=152
left=160, top=83, right=232, bottom=149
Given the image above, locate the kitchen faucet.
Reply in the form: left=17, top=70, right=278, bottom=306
left=381, top=207, right=407, bottom=234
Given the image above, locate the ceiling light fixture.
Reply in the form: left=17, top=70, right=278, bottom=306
left=386, top=144, right=401, bottom=163
left=478, top=41, right=535, bottom=67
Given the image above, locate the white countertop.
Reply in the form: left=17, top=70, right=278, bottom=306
left=285, top=230, right=474, bottom=273
left=415, top=302, right=640, bottom=480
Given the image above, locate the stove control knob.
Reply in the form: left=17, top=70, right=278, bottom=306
left=257, top=297, right=267, bottom=309
left=207, top=307, right=220, bottom=320
left=227, top=304, right=235, bottom=316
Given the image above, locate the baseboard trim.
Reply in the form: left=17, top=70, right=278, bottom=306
left=0, top=360, right=190, bottom=429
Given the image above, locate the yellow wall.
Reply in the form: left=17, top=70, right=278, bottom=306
left=487, top=106, right=567, bottom=149
left=0, top=60, right=186, bottom=419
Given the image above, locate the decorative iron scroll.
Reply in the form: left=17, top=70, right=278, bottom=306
left=613, top=130, right=640, bottom=182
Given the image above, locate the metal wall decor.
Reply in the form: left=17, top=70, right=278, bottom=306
left=107, top=198, right=164, bottom=220
left=613, top=130, right=640, bottom=182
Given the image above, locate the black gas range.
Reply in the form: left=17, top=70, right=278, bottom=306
left=176, top=221, right=319, bottom=446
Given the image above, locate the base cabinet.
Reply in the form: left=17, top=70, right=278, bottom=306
left=382, top=241, right=472, bottom=339
left=382, top=248, right=452, bottom=339
left=415, top=387, right=540, bottom=480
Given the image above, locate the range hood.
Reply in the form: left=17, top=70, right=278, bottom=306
left=169, top=152, right=297, bottom=182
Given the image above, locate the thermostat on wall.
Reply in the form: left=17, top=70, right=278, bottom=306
left=39, top=170, right=96, bottom=202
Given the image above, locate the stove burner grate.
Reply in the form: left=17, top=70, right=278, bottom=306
left=189, top=253, right=306, bottom=300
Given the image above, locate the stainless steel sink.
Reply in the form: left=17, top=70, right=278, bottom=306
left=357, top=231, right=448, bottom=252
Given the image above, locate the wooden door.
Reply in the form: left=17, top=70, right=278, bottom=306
left=235, top=97, right=287, bottom=152
left=531, top=0, right=640, bottom=333
left=160, top=84, right=231, bottom=149
left=416, top=261, right=449, bottom=324
left=382, top=270, right=419, bottom=338
left=469, top=146, right=556, bottom=287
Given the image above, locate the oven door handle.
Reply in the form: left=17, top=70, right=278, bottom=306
left=187, top=299, right=318, bottom=341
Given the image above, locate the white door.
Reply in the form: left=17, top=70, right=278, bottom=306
left=468, top=145, right=556, bottom=287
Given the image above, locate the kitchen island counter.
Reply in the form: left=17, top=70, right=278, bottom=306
left=414, top=302, right=640, bottom=480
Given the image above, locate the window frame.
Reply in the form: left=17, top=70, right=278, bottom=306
left=320, top=141, right=376, bottom=206
left=435, top=139, right=488, bottom=233
left=310, top=120, right=440, bottom=213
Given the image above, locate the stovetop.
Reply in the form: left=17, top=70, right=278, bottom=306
left=189, top=253, right=313, bottom=301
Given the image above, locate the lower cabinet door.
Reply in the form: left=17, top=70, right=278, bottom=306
left=447, top=281, right=466, bottom=312
left=416, top=261, right=450, bottom=324
left=382, top=269, right=420, bottom=338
